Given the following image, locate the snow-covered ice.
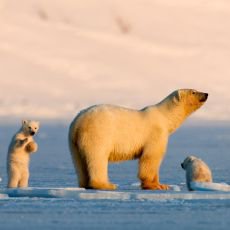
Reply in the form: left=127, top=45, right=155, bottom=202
left=1, top=187, right=84, bottom=198
left=2, top=187, right=230, bottom=200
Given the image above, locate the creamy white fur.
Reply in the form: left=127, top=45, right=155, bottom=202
left=7, top=120, right=39, bottom=188
left=69, top=89, right=208, bottom=190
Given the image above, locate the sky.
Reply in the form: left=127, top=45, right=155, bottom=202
left=0, top=0, right=230, bottom=122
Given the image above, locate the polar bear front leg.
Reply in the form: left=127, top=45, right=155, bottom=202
left=138, top=139, right=169, bottom=190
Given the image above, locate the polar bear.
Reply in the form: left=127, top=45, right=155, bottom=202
left=7, top=120, right=39, bottom=188
left=181, top=155, right=213, bottom=191
left=69, top=89, right=208, bottom=190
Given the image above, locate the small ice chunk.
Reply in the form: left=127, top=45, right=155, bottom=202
left=190, top=182, right=230, bottom=192
left=0, top=193, right=8, bottom=199
left=131, top=182, right=140, bottom=187
left=169, top=184, right=181, bottom=192
left=132, top=183, right=181, bottom=191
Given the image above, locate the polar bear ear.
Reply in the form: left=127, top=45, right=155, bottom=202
left=22, top=119, right=28, bottom=125
left=187, top=155, right=197, bottom=162
left=173, top=90, right=181, bottom=103
left=177, top=90, right=183, bottom=100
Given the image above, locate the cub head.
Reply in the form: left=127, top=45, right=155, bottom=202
left=181, top=155, right=197, bottom=170
left=173, top=89, right=208, bottom=115
left=22, top=120, right=40, bottom=136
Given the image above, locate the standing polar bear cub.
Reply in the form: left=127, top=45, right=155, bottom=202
left=7, top=120, right=39, bottom=188
left=69, top=89, right=208, bottom=190
left=181, top=156, right=213, bottom=191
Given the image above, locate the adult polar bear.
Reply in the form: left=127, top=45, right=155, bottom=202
left=69, top=89, right=208, bottom=190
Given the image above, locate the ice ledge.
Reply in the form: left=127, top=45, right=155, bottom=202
left=1, top=187, right=230, bottom=200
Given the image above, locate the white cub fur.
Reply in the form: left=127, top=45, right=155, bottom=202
left=69, top=89, right=208, bottom=190
left=181, top=155, right=213, bottom=191
left=7, top=120, right=39, bottom=188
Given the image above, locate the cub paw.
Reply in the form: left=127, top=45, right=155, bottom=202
left=25, top=142, right=38, bottom=153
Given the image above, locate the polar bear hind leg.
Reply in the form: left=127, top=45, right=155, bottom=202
left=18, top=169, right=29, bottom=188
left=8, top=168, right=20, bottom=188
left=87, top=156, right=117, bottom=190
left=69, top=140, right=90, bottom=188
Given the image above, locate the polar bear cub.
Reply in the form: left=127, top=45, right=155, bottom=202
left=7, top=120, right=39, bottom=188
left=181, top=155, right=213, bottom=191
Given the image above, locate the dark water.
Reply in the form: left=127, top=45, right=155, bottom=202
left=0, top=122, right=230, bottom=229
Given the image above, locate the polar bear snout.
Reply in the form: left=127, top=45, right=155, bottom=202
left=30, top=131, right=35, bottom=136
left=199, top=93, right=208, bottom=102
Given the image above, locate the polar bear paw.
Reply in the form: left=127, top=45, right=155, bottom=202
left=25, top=142, right=38, bottom=153
left=88, top=181, right=117, bottom=190
left=141, top=181, right=169, bottom=190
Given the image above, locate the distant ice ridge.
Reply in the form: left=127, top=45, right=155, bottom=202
left=1, top=187, right=230, bottom=200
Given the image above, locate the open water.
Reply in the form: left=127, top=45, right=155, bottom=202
left=0, top=122, right=230, bottom=230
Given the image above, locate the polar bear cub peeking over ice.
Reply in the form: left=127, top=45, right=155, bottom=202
left=181, top=156, right=213, bottom=191
left=7, top=120, right=39, bottom=188
left=69, top=89, right=208, bottom=190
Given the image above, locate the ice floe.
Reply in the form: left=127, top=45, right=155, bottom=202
left=1, top=187, right=230, bottom=200
left=1, top=187, right=84, bottom=198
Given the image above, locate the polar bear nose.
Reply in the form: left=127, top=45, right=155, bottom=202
left=31, top=131, right=35, bottom=136
left=200, top=93, right=208, bottom=102
left=181, top=163, right=184, bottom=169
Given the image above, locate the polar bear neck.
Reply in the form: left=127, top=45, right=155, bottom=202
left=18, top=127, right=31, bottom=137
left=156, top=99, right=190, bottom=134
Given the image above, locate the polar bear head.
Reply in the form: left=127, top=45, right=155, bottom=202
left=21, top=120, right=40, bottom=136
left=173, top=89, right=208, bottom=115
left=181, top=155, right=197, bottom=170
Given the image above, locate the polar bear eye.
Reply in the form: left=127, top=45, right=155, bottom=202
left=192, top=91, right=196, bottom=95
